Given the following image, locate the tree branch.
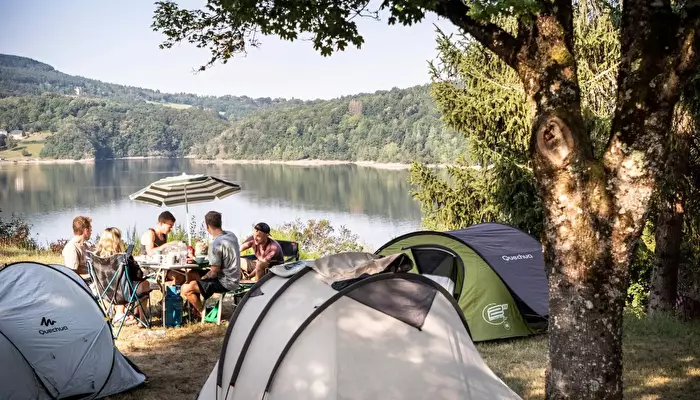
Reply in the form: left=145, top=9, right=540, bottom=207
left=430, top=0, right=523, bottom=69
left=602, top=0, right=700, bottom=271
left=676, top=1, right=700, bottom=78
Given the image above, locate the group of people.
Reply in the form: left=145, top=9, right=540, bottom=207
left=61, top=210, right=286, bottom=323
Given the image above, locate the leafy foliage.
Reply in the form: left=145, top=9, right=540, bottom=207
left=0, top=209, right=36, bottom=249
left=48, top=239, right=69, bottom=254
left=11, top=95, right=230, bottom=159
left=410, top=2, right=619, bottom=237
left=6, top=135, right=17, bottom=149
left=201, top=85, right=466, bottom=163
left=272, top=219, right=366, bottom=259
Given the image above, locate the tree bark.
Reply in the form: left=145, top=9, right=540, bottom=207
left=649, top=106, right=693, bottom=315
left=649, top=199, right=683, bottom=313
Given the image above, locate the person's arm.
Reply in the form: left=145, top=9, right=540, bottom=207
left=201, top=241, right=222, bottom=279
left=62, top=244, right=79, bottom=271
left=239, top=236, right=253, bottom=252
left=141, top=230, right=171, bottom=255
left=251, top=243, right=278, bottom=275
left=201, top=265, right=221, bottom=280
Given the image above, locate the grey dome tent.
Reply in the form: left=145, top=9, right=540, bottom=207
left=199, top=252, right=521, bottom=400
left=0, top=262, right=146, bottom=400
left=375, top=222, right=548, bottom=342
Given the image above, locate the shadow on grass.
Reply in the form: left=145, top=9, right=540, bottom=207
left=623, top=314, right=700, bottom=400
left=105, top=293, right=238, bottom=400
left=478, top=315, right=700, bottom=400
left=107, top=323, right=227, bottom=400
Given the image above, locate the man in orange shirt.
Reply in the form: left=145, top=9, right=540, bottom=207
left=239, top=222, right=284, bottom=280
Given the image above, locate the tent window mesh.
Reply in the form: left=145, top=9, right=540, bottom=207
left=411, top=248, right=458, bottom=281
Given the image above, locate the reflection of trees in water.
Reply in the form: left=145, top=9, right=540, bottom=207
left=0, top=160, right=421, bottom=220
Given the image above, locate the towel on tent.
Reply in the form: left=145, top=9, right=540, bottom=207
left=309, top=252, right=413, bottom=286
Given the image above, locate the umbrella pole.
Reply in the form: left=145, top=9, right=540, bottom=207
left=185, top=186, right=192, bottom=246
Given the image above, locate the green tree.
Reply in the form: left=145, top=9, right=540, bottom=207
left=152, top=1, right=700, bottom=398
left=6, top=136, right=17, bottom=150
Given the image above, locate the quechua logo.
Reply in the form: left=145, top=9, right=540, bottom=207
left=39, top=317, right=68, bottom=335
left=501, top=253, right=534, bottom=262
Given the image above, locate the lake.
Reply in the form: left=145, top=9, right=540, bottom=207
left=0, top=159, right=423, bottom=250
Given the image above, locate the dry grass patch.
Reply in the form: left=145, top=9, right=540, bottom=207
left=145, top=100, right=193, bottom=110
left=0, top=131, right=52, bottom=160
left=479, top=315, right=700, bottom=400
left=108, top=323, right=227, bottom=400
left=1, top=246, right=62, bottom=265
left=477, top=335, right=547, bottom=399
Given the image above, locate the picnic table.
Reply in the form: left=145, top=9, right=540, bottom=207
left=133, top=255, right=258, bottom=325
left=134, top=255, right=209, bottom=324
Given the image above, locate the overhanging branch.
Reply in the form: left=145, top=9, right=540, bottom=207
left=676, top=1, right=700, bottom=78
left=430, top=0, right=523, bottom=69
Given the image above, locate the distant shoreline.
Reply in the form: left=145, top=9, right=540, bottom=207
left=0, top=156, right=450, bottom=170
left=194, top=159, right=450, bottom=170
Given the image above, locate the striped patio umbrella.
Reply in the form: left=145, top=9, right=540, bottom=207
left=129, top=173, right=242, bottom=244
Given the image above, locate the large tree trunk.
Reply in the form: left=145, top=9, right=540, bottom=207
left=649, top=106, right=693, bottom=315
left=518, top=4, right=694, bottom=400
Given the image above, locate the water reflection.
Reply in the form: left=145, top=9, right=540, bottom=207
left=0, top=159, right=422, bottom=248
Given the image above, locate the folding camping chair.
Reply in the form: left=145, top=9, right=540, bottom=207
left=202, top=240, right=300, bottom=325
left=86, top=249, right=152, bottom=338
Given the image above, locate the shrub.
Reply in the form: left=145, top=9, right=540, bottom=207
left=167, top=215, right=209, bottom=246
left=0, top=209, right=37, bottom=249
left=272, top=219, right=366, bottom=259
left=48, top=239, right=68, bottom=254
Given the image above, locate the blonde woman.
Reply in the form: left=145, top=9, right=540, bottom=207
left=95, top=227, right=149, bottom=326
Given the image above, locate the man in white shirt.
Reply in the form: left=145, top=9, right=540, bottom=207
left=62, top=216, right=92, bottom=277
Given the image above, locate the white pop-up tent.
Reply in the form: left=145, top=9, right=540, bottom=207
left=199, top=252, right=521, bottom=400
left=0, top=262, right=146, bottom=400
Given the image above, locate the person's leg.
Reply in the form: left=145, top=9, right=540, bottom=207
left=182, top=280, right=204, bottom=315
left=134, top=280, right=150, bottom=321
left=115, top=304, right=126, bottom=316
left=241, top=259, right=257, bottom=280
left=185, top=269, right=204, bottom=283
left=166, top=270, right=187, bottom=285
left=255, top=260, right=271, bottom=280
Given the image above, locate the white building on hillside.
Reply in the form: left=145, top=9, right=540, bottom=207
left=9, top=130, right=24, bottom=140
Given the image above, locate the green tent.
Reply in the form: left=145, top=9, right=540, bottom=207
left=375, top=222, right=548, bottom=342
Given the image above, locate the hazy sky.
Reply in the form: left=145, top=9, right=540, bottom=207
left=0, top=0, right=459, bottom=100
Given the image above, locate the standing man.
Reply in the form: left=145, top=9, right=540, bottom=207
left=62, top=216, right=92, bottom=277
left=182, top=211, right=240, bottom=316
left=240, top=222, right=284, bottom=281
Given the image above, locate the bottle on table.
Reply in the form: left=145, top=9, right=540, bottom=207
left=177, top=241, right=188, bottom=264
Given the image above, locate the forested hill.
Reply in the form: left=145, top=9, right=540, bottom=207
left=0, top=54, right=305, bottom=120
left=197, top=86, right=467, bottom=163
left=0, top=54, right=467, bottom=163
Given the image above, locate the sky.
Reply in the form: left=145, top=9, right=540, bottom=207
left=0, top=0, right=459, bottom=100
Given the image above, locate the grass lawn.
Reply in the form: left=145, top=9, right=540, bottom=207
left=4, top=247, right=700, bottom=399
left=0, top=131, right=52, bottom=160
left=145, top=100, right=193, bottom=110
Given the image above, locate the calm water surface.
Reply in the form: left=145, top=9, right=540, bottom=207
left=0, top=159, right=422, bottom=249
